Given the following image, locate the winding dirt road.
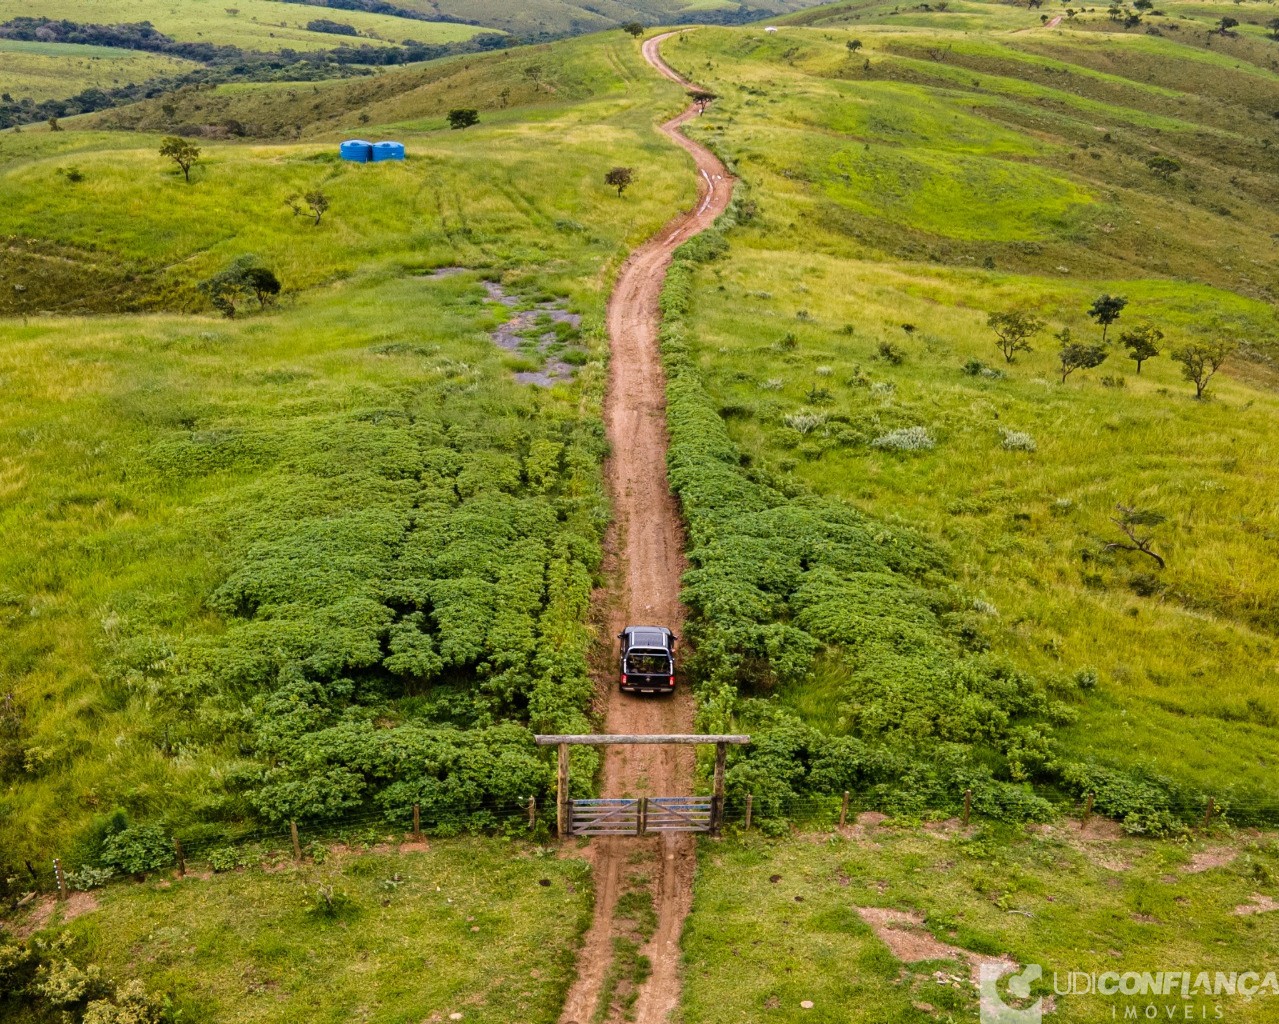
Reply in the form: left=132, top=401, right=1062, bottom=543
left=557, top=32, right=734, bottom=1024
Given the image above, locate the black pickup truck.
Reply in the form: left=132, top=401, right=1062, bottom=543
left=618, top=625, right=677, bottom=694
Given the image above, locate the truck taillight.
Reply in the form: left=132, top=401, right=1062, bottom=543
left=668, top=675, right=675, bottom=686
left=621, top=674, right=627, bottom=685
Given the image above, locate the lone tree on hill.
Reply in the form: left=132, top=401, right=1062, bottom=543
left=1268, top=17, right=1279, bottom=40
left=447, top=108, right=479, bottom=130
left=689, top=89, right=717, bottom=112
left=1057, top=328, right=1109, bottom=382
left=987, top=309, right=1045, bottom=363
left=1087, top=293, right=1127, bottom=343
left=524, top=63, right=544, bottom=91
left=847, top=39, right=863, bottom=52
left=605, top=166, right=634, bottom=197
left=1172, top=339, right=1235, bottom=398
left=1217, top=15, right=1238, bottom=33
left=1106, top=505, right=1167, bottom=569
left=1120, top=322, right=1163, bottom=373
left=160, top=135, right=201, bottom=182
left=199, top=256, right=280, bottom=317
left=286, top=189, right=330, bottom=225
left=622, top=21, right=645, bottom=38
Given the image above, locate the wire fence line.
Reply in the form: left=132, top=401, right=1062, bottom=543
left=26, top=783, right=1279, bottom=900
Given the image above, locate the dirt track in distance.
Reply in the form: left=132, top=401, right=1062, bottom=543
left=556, top=31, right=735, bottom=1024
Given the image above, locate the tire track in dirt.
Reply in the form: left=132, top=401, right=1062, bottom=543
left=557, top=31, right=734, bottom=1024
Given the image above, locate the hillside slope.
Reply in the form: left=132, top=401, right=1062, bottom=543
left=654, top=0, right=1279, bottom=824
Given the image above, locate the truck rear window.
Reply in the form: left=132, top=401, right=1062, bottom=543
left=626, top=653, right=670, bottom=675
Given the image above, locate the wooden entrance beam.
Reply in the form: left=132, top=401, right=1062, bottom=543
left=534, top=734, right=750, bottom=746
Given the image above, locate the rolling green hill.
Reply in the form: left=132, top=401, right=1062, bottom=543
left=655, top=0, right=1279, bottom=822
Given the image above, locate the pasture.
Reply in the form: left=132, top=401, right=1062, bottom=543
left=0, top=39, right=198, bottom=102
left=683, top=823, right=1279, bottom=1022
left=4, top=839, right=593, bottom=1024
left=657, top=4, right=1279, bottom=818
left=0, top=30, right=693, bottom=863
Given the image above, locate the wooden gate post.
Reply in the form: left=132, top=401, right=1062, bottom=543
left=557, top=743, right=570, bottom=839
left=638, top=796, right=648, bottom=836
left=53, top=858, right=67, bottom=900
left=710, top=741, right=727, bottom=833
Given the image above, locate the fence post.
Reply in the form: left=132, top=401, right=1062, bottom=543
left=527, top=795, right=537, bottom=831
left=839, top=791, right=850, bottom=828
left=1082, top=792, right=1094, bottom=827
left=962, top=789, right=973, bottom=826
left=412, top=803, right=422, bottom=842
left=53, top=858, right=67, bottom=900
left=174, top=838, right=186, bottom=878
left=290, top=821, right=302, bottom=862
left=1203, top=797, right=1215, bottom=829
left=557, top=743, right=570, bottom=839
left=711, top=741, right=728, bottom=833
left=745, top=793, right=753, bottom=831
left=638, top=796, right=648, bottom=836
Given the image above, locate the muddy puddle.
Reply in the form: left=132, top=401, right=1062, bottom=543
left=422, top=268, right=585, bottom=386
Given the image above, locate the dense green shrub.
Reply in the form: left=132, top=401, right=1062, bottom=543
left=100, top=825, right=173, bottom=876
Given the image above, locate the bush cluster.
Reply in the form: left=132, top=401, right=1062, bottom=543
left=0, top=934, right=170, bottom=1024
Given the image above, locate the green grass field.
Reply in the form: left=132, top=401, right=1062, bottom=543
left=0, top=39, right=199, bottom=103
left=683, top=822, right=1279, bottom=1023
left=656, top=2, right=1279, bottom=816
left=3, top=839, right=593, bottom=1023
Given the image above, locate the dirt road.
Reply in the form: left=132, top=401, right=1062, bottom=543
left=556, top=32, right=734, bottom=1024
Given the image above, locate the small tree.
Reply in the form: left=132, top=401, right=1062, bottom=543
left=847, top=39, right=863, bottom=52
left=447, top=108, right=479, bottom=130
left=285, top=191, right=329, bottom=224
left=1268, top=17, right=1279, bottom=40
left=1120, top=322, right=1163, bottom=373
left=987, top=309, right=1044, bottom=363
left=1087, top=293, right=1127, bottom=343
left=306, top=190, right=330, bottom=224
left=1217, top=15, right=1238, bottom=33
left=689, top=89, right=717, bottom=112
left=1171, top=339, right=1235, bottom=398
left=243, top=265, right=281, bottom=307
left=1057, top=328, right=1109, bottom=382
left=524, top=63, right=544, bottom=90
left=605, top=166, right=634, bottom=197
left=47, top=116, right=62, bottom=132
left=160, top=135, right=201, bottom=182
left=1106, top=505, right=1167, bottom=569
left=199, top=256, right=280, bottom=317
left=621, top=21, right=645, bottom=37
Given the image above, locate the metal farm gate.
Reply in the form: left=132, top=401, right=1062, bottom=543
left=534, top=734, right=751, bottom=839
left=569, top=796, right=714, bottom=836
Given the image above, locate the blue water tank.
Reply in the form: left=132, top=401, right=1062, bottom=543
left=371, top=140, right=406, bottom=161
left=340, top=139, right=373, bottom=162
